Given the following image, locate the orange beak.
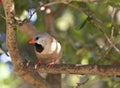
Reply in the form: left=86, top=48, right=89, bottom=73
left=29, top=38, right=36, bottom=44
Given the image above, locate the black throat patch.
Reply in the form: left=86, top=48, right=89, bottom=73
left=35, top=43, right=44, bottom=53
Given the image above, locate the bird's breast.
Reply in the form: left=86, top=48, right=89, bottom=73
left=35, top=39, right=62, bottom=59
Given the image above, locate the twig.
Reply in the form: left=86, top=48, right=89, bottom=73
left=28, top=9, right=37, bottom=21
left=90, top=18, right=120, bottom=54
left=110, top=7, right=116, bottom=40
left=0, top=13, right=6, bottom=20
left=28, top=1, right=69, bottom=21
left=111, top=25, right=114, bottom=39
left=102, top=7, right=116, bottom=59
left=22, top=0, right=98, bottom=24
left=71, top=3, right=120, bottom=54
left=97, top=44, right=112, bottom=63
left=52, top=4, right=66, bottom=17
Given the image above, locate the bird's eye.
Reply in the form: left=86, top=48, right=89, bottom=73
left=35, top=37, right=39, bottom=40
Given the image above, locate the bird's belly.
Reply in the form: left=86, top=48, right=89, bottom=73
left=35, top=52, right=54, bottom=63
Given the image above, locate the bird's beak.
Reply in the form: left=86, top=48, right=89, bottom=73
left=29, top=38, right=36, bottom=44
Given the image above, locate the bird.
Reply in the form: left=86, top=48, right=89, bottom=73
left=29, top=32, right=62, bottom=67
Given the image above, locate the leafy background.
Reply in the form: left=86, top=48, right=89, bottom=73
left=0, top=0, right=120, bottom=88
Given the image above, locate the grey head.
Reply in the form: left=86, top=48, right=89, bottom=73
left=33, top=32, right=50, bottom=53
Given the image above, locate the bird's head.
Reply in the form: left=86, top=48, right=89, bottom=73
left=29, top=33, right=49, bottom=52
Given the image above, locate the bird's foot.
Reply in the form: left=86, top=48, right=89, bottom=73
left=35, top=60, right=41, bottom=69
left=24, top=59, right=30, bottom=67
left=26, top=61, right=30, bottom=67
left=24, top=60, right=35, bottom=69
left=47, top=60, right=55, bottom=68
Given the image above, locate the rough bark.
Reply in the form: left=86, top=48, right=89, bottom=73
left=2, top=0, right=48, bottom=88
left=19, top=23, right=39, bottom=38
left=25, top=64, right=120, bottom=76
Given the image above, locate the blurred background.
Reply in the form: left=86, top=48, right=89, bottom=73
left=0, top=0, right=120, bottom=88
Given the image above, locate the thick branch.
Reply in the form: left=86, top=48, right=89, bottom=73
left=19, top=23, right=39, bottom=38
left=2, top=0, right=48, bottom=88
left=26, top=64, right=120, bottom=76
left=45, top=10, right=55, bottom=35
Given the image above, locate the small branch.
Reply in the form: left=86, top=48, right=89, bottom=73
left=90, top=18, right=120, bottom=54
left=110, top=7, right=116, bottom=44
left=70, top=3, right=120, bottom=54
left=19, top=23, right=40, bottom=38
left=25, top=64, right=120, bottom=76
left=44, top=7, right=55, bottom=35
left=0, top=13, right=6, bottom=20
left=100, top=7, right=116, bottom=60
left=102, top=44, right=112, bottom=59
left=18, top=1, right=98, bottom=26
left=26, top=0, right=86, bottom=22
left=52, top=4, right=66, bottom=17
left=110, top=25, right=114, bottom=39
left=56, top=1, right=120, bottom=55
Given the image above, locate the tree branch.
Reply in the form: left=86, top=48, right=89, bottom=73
left=45, top=7, right=55, bottom=35
left=25, top=64, right=120, bottom=76
left=19, top=23, right=40, bottom=38
left=2, top=0, right=48, bottom=88
left=0, top=13, right=6, bottom=20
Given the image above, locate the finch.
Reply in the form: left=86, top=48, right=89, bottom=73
left=29, top=32, right=62, bottom=67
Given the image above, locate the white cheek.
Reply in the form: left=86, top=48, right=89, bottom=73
left=51, top=41, right=57, bottom=51
left=37, top=40, right=44, bottom=45
left=57, top=42, right=61, bottom=53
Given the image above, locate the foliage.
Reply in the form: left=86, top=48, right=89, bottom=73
left=0, top=63, right=20, bottom=88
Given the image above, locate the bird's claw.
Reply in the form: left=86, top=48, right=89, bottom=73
left=47, top=61, right=55, bottom=68
left=24, top=59, right=30, bottom=67
left=34, top=60, right=41, bottom=69
left=26, top=60, right=31, bottom=67
left=34, top=64, right=38, bottom=69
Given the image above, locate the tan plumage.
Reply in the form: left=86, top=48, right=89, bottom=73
left=29, top=32, right=62, bottom=65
